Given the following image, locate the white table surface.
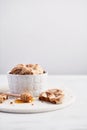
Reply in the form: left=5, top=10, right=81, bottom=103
left=0, top=75, right=87, bottom=130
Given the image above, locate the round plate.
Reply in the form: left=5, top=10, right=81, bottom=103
left=0, top=89, right=75, bottom=113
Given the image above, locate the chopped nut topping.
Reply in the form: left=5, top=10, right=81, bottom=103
left=9, top=64, right=45, bottom=75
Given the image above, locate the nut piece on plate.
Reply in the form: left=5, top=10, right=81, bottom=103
left=39, top=89, right=64, bottom=104
left=0, top=94, right=8, bottom=103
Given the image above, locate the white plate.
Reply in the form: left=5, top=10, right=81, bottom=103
left=0, top=88, right=75, bottom=113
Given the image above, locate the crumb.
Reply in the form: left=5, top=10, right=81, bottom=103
left=10, top=101, right=13, bottom=104
left=31, top=103, right=34, bottom=105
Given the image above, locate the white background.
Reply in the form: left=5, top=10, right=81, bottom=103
left=0, top=0, right=87, bottom=74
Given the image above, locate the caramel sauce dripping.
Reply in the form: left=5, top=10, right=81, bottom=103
left=15, top=99, right=24, bottom=103
left=14, top=98, right=34, bottom=104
